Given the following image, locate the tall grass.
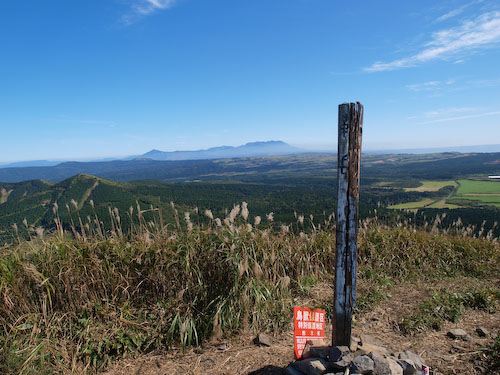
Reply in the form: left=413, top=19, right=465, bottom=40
left=1, top=203, right=499, bottom=374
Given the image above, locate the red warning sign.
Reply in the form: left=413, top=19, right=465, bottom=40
left=293, top=306, right=326, bottom=359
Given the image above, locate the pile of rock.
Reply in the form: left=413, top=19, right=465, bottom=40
left=284, top=335, right=428, bottom=375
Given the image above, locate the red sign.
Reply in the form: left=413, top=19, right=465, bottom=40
left=293, top=306, right=326, bottom=359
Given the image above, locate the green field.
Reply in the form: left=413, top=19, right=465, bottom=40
left=455, top=179, right=500, bottom=207
left=404, top=180, right=457, bottom=192
left=457, top=179, right=500, bottom=194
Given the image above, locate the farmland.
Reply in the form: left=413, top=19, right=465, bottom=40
left=452, top=179, right=500, bottom=207
left=404, top=180, right=457, bottom=192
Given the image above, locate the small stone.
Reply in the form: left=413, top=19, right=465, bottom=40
left=447, top=328, right=468, bottom=339
left=350, top=337, right=359, bottom=352
left=254, top=333, right=272, bottom=347
left=284, top=365, right=305, bottom=375
left=360, top=334, right=383, bottom=346
left=292, top=358, right=329, bottom=375
left=398, top=351, right=425, bottom=370
left=387, top=358, right=403, bottom=375
left=358, top=342, right=389, bottom=355
left=217, top=343, right=230, bottom=350
left=369, top=352, right=391, bottom=375
left=476, top=327, right=490, bottom=337
left=352, top=355, right=375, bottom=373
left=397, top=359, right=417, bottom=375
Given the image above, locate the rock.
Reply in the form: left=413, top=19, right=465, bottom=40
left=397, top=359, right=418, bottom=375
left=360, top=334, right=383, bottom=346
left=284, top=365, right=305, bottom=375
left=387, top=358, right=403, bottom=375
left=303, top=346, right=331, bottom=360
left=398, top=351, right=425, bottom=370
left=328, top=358, right=351, bottom=372
left=336, top=346, right=350, bottom=355
left=217, top=343, right=230, bottom=350
left=447, top=328, right=473, bottom=342
left=302, top=340, right=328, bottom=359
left=476, top=327, right=490, bottom=337
left=447, top=328, right=467, bottom=339
left=254, top=333, right=272, bottom=347
left=369, top=352, right=391, bottom=375
left=350, top=337, right=359, bottom=352
left=358, top=342, right=389, bottom=355
left=328, top=346, right=343, bottom=362
left=352, top=355, right=375, bottom=374
left=291, top=358, right=329, bottom=375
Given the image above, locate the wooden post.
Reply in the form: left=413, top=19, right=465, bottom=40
left=333, top=102, right=363, bottom=346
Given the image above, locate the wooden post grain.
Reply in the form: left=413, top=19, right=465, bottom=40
left=333, top=102, right=363, bottom=346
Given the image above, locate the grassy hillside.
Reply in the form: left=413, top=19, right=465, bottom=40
left=1, top=210, right=499, bottom=374
left=2, top=171, right=500, bottom=245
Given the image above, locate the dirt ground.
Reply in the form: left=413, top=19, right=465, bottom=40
left=104, top=278, right=500, bottom=375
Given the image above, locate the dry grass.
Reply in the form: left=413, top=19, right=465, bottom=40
left=1, top=203, right=499, bottom=374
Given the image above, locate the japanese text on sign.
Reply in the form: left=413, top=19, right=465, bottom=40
left=293, top=306, right=326, bottom=359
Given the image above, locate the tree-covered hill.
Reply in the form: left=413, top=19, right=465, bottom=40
left=0, top=152, right=499, bottom=184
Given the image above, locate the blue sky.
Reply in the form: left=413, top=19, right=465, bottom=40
left=1, top=0, right=500, bottom=162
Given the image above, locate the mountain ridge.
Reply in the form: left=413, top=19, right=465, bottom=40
left=134, top=140, right=303, bottom=161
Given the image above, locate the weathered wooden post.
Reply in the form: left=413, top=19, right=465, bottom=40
left=333, top=102, right=363, bottom=346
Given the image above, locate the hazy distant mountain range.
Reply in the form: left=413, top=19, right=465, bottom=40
left=2, top=141, right=500, bottom=169
left=129, top=140, right=303, bottom=161
left=0, top=141, right=303, bottom=168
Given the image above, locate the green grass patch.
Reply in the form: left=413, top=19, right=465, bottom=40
left=399, top=288, right=499, bottom=334
left=485, top=334, right=500, bottom=374
left=457, top=179, right=500, bottom=195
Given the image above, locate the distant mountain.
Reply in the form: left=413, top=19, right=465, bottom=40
left=134, top=141, right=303, bottom=161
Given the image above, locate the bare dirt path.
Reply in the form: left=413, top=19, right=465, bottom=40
left=104, top=278, right=500, bottom=375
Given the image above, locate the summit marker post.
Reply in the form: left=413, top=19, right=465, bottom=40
left=333, top=102, right=363, bottom=346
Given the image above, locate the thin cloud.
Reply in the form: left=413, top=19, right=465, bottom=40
left=121, top=0, right=178, bottom=24
left=422, top=107, right=478, bottom=117
left=365, top=11, right=500, bottom=72
left=415, top=110, right=500, bottom=125
left=135, top=0, right=177, bottom=15
left=405, top=80, right=456, bottom=92
left=436, top=0, right=482, bottom=22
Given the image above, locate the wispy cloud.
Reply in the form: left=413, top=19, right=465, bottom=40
left=122, top=0, right=178, bottom=24
left=406, top=79, right=456, bottom=92
left=422, top=107, right=478, bottom=117
left=414, top=110, right=500, bottom=125
left=436, top=0, right=482, bottom=22
left=365, top=11, right=500, bottom=72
